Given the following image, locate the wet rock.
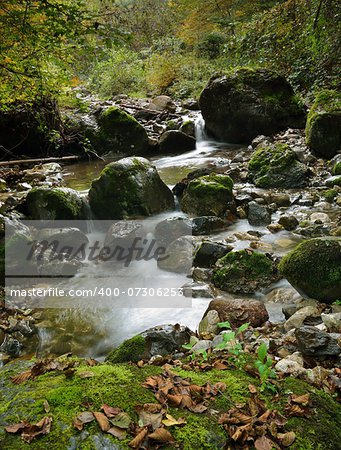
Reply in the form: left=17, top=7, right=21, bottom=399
left=284, top=305, right=323, bottom=331
left=181, top=173, right=234, bottom=217
left=34, top=227, right=89, bottom=250
left=295, top=326, right=341, bottom=357
left=198, top=310, right=220, bottom=339
left=321, top=313, right=341, bottom=333
left=0, top=336, right=22, bottom=357
left=158, top=130, right=196, bottom=154
left=182, top=99, right=200, bottom=110
left=182, top=282, right=213, bottom=298
left=193, top=241, right=232, bottom=268
left=306, top=90, right=341, bottom=159
left=267, top=223, right=285, bottom=233
left=248, top=142, right=309, bottom=188
left=0, top=178, right=7, bottom=192
left=104, top=221, right=143, bottom=249
left=179, top=120, right=195, bottom=137
left=247, top=201, right=271, bottom=226
left=279, top=237, right=341, bottom=303
left=310, top=212, right=331, bottom=224
left=278, top=215, right=299, bottom=231
left=212, top=250, right=279, bottom=294
left=157, top=236, right=194, bottom=274
left=251, top=135, right=271, bottom=149
left=200, top=68, right=305, bottom=144
left=106, top=324, right=192, bottom=363
left=203, top=297, right=269, bottom=328
left=191, top=216, right=230, bottom=235
left=23, top=187, right=85, bottom=220
left=22, top=163, right=63, bottom=186
left=325, top=176, right=341, bottom=187
left=89, top=157, right=175, bottom=220
left=192, top=340, right=212, bottom=353
left=172, top=168, right=213, bottom=197
left=192, top=267, right=212, bottom=282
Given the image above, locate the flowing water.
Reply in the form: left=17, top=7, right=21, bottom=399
left=35, top=116, right=311, bottom=358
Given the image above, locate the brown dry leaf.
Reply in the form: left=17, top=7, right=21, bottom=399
left=278, top=431, right=296, bottom=447
left=129, top=427, right=148, bottom=448
left=78, top=371, right=95, bottom=379
left=5, top=422, right=29, bottom=434
left=142, top=376, right=159, bottom=389
left=233, top=411, right=253, bottom=425
left=148, top=427, right=175, bottom=444
left=142, top=403, right=163, bottom=413
left=162, top=414, right=186, bottom=427
left=180, top=394, right=193, bottom=409
left=254, top=435, right=275, bottom=450
left=43, top=400, right=50, bottom=413
left=135, top=404, right=163, bottom=431
left=188, top=403, right=207, bottom=414
left=110, top=412, right=132, bottom=429
left=107, top=426, right=127, bottom=440
left=73, top=411, right=95, bottom=431
left=21, top=417, right=53, bottom=443
left=213, top=361, right=228, bottom=370
left=231, top=425, right=249, bottom=443
left=167, top=393, right=182, bottom=407
left=285, top=404, right=307, bottom=417
left=10, top=370, right=32, bottom=385
left=257, top=409, right=272, bottom=423
left=86, top=358, right=98, bottom=366
left=137, top=360, right=144, bottom=368
left=291, top=394, right=310, bottom=405
left=101, top=404, right=121, bottom=418
left=93, top=411, right=110, bottom=432
left=249, top=384, right=258, bottom=394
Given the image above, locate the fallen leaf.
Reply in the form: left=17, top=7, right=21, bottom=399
left=107, top=426, right=127, bottom=440
left=162, top=414, right=187, bottom=427
left=43, top=400, right=50, bottom=413
left=78, top=371, right=95, bottom=378
left=212, top=361, right=228, bottom=370
left=254, top=435, right=274, bottom=450
left=129, top=427, right=148, bottom=448
left=249, top=384, right=258, bottom=394
left=73, top=411, right=95, bottom=430
left=148, top=427, right=175, bottom=443
left=110, top=412, right=131, bottom=429
left=189, top=403, right=207, bottom=413
left=5, top=422, right=28, bottom=434
left=291, top=394, right=310, bottom=405
left=135, top=404, right=163, bottom=431
left=86, top=358, right=98, bottom=366
left=10, top=371, right=31, bottom=384
left=21, top=417, right=52, bottom=443
left=278, top=431, right=296, bottom=447
left=93, top=412, right=110, bottom=432
left=101, top=404, right=121, bottom=418
left=167, top=393, right=182, bottom=407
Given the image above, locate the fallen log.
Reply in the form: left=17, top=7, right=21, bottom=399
left=0, top=155, right=80, bottom=167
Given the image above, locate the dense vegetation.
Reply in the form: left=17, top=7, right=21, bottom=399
left=1, top=0, right=340, bottom=109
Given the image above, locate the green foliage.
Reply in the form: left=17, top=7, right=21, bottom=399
left=254, top=343, right=277, bottom=393
left=197, top=32, right=226, bottom=59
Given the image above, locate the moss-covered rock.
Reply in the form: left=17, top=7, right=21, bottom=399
left=200, top=68, right=306, bottom=144
left=180, top=173, right=234, bottom=217
left=88, top=157, right=175, bottom=219
left=325, top=175, right=341, bottom=187
left=93, top=106, right=150, bottom=156
left=248, top=143, right=309, bottom=188
left=306, top=90, right=341, bottom=159
left=332, top=161, right=341, bottom=175
left=106, top=335, right=147, bottom=363
left=212, top=249, right=279, bottom=294
left=24, top=187, right=85, bottom=220
left=279, top=237, right=341, bottom=303
left=0, top=358, right=340, bottom=450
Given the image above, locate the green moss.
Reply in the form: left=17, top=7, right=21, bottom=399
left=322, top=188, right=338, bottom=202
left=95, top=106, right=149, bottom=155
left=306, top=90, right=341, bottom=158
left=212, top=249, right=275, bottom=293
left=279, top=237, right=341, bottom=302
left=332, top=162, right=341, bottom=175
left=105, top=335, right=147, bottom=363
left=181, top=173, right=234, bottom=217
left=25, top=188, right=84, bottom=220
left=1, top=359, right=341, bottom=450
left=248, top=143, right=307, bottom=188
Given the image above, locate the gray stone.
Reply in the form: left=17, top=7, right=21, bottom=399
left=193, top=241, right=232, bottom=268
left=278, top=215, right=299, bottom=231
left=198, top=310, right=220, bottom=339
left=284, top=306, right=322, bottom=331
left=247, top=201, right=271, bottom=226
left=159, top=130, right=196, bottom=154
left=321, top=313, right=341, bottom=333
left=295, top=326, right=341, bottom=357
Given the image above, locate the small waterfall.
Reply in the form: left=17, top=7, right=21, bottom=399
left=194, top=114, right=208, bottom=143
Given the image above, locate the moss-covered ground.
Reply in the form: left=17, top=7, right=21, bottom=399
left=1, top=357, right=340, bottom=450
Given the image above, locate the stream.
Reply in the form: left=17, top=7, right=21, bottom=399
left=33, top=118, right=326, bottom=359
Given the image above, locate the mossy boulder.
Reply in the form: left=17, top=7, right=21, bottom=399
left=212, top=250, right=279, bottom=294
left=158, top=130, right=196, bottom=154
left=199, top=68, right=306, bottom=144
left=306, top=90, right=341, bottom=159
left=279, top=237, right=341, bottom=303
left=0, top=358, right=340, bottom=450
left=180, top=173, right=234, bottom=217
left=92, top=106, right=150, bottom=156
left=106, top=325, right=191, bottom=363
left=88, top=157, right=175, bottom=219
left=332, top=161, right=341, bottom=175
left=248, top=143, right=309, bottom=188
left=24, top=188, right=85, bottom=220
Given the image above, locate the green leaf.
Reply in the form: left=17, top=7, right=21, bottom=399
left=237, top=323, right=250, bottom=334
left=217, top=321, right=232, bottom=329
left=257, top=343, right=268, bottom=362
